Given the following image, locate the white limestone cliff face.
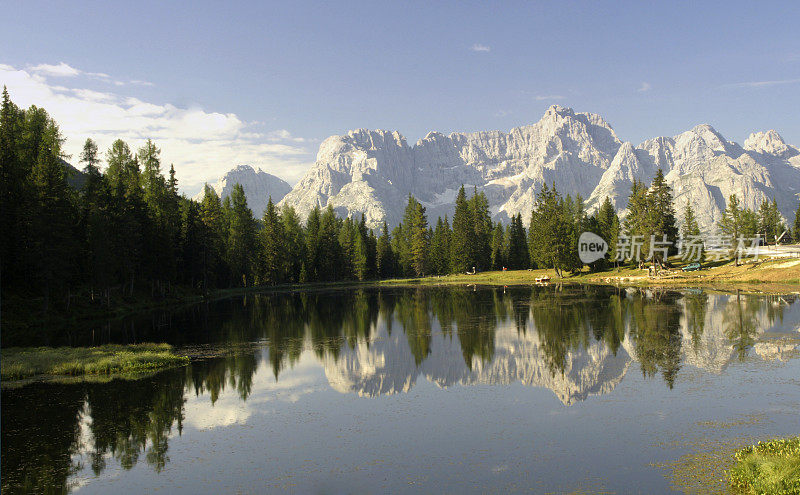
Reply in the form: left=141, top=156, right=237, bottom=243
left=277, top=106, right=800, bottom=232
left=194, top=165, right=291, bottom=218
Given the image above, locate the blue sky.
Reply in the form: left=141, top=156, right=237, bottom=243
left=2, top=0, right=799, bottom=193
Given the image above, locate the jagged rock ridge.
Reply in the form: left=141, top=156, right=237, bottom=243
left=194, top=165, right=291, bottom=217
left=279, top=106, right=800, bottom=232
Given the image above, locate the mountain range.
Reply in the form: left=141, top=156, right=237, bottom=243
left=193, top=164, right=291, bottom=217
left=205, top=106, right=800, bottom=232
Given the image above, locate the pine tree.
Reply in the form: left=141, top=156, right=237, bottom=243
left=507, top=214, right=529, bottom=269
left=226, top=183, right=257, bottom=286
left=281, top=204, right=305, bottom=282
left=353, top=230, right=369, bottom=280
left=377, top=221, right=395, bottom=279
left=318, top=205, right=342, bottom=281
left=758, top=198, right=783, bottom=245
left=257, top=197, right=285, bottom=285
left=338, top=217, right=357, bottom=279
left=199, top=185, right=226, bottom=289
left=409, top=200, right=429, bottom=276
left=29, top=133, right=77, bottom=310
left=528, top=184, right=573, bottom=277
left=430, top=217, right=451, bottom=275
left=469, top=189, right=492, bottom=270
left=596, top=197, right=619, bottom=265
left=646, top=169, right=678, bottom=263
left=450, top=185, right=472, bottom=273
left=179, top=199, right=203, bottom=287
left=490, top=223, right=505, bottom=270
left=681, top=202, right=704, bottom=262
left=0, top=86, right=23, bottom=285
left=719, top=194, right=742, bottom=241
left=304, top=206, right=322, bottom=281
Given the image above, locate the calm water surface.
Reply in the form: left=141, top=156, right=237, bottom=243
left=2, top=285, right=799, bottom=493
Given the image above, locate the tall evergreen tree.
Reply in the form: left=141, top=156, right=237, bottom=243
left=429, top=217, right=451, bottom=275
left=681, top=202, right=704, bottom=262
left=29, top=128, right=77, bottom=309
left=528, top=184, right=573, bottom=277
left=450, top=185, right=472, bottom=273
left=257, top=197, right=285, bottom=285
left=409, top=199, right=429, bottom=276
left=281, top=204, right=305, bottom=282
left=317, top=205, right=342, bottom=281
left=226, top=183, right=257, bottom=286
left=199, top=185, right=226, bottom=289
left=490, top=223, right=505, bottom=270
left=507, top=213, right=529, bottom=269
left=469, top=189, right=492, bottom=270
left=758, top=198, right=783, bottom=245
left=645, top=169, right=678, bottom=263
left=376, top=221, right=395, bottom=279
left=596, top=197, right=620, bottom=265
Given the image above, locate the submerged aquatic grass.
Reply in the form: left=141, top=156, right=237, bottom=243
left=728, top=437, right=800, bottom=494
left=1, top=343, right=189, bottom=380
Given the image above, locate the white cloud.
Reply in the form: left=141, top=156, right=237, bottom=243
left=726, top=78, right=800, bottom=88
left=471, top=43, right=491, bottom=52
left=637, top=82, right=651, bottom=92
left=534, top=95, right=565, bottom=101
left=29, top=62, right=82, bottom=77
left=28, top=61, right=152, bottom=87
left=1, top=63, right=314, bottom=193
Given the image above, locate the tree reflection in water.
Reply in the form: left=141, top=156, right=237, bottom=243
left=2, top=286, right=795, bottom=493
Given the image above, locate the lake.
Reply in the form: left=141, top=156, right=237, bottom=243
left=2, top=285, right=799, bottom=494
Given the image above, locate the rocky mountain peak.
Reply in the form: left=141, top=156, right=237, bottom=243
left=277, top=107, right=800, bottom=232
left=744, top=129, right=793, bottom=156
left=194, top=164, right=291, bottom=217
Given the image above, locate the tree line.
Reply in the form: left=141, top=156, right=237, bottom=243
left=3, top=88, right=800, bottom=320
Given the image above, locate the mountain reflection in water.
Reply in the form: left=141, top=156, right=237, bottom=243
left=2, top=285, right=799, bottom=493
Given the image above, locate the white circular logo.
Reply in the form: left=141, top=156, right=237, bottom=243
left=578, top=232, right=608, bottom=264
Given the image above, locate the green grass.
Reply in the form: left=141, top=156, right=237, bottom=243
left=728, top=437, right=800, bottom=494
left=1, top=343, right=190, bottom=380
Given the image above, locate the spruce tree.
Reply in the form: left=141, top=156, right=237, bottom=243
left=199, top=185, right=226, bottom=289
left=596, top=197, right=619, bottom=265
left=410, top=200, right=429, bottom=276
left=318, top=205, right=342, bottom=281
left=469, top=189, right=492, bottom=270
left=430, top=217, right=451, bottom=275
left=681, top=202, right=704, bottom=262
left=646, top=169, right=678, bottom=262
left=719, top=194, right=742, bottom=241
left=377, top=221, right=394, bottom=279
left=257, top=197, right=285, bottom=285
left=507, top=213, right=529, bottom=269
left=281, top=204, right=305, bottom=282
left=490, top=223, right=505, bottom=270
left=450, top=185, right=472, bottom=273
left=226, top=183, right=257, bottom=286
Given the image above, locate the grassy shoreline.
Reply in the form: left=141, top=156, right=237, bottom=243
left=0, top=343, right=190, bottom=381
left=728, top=437, right=800, bottom=494
left=379, top=257, right=800, bottom=293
